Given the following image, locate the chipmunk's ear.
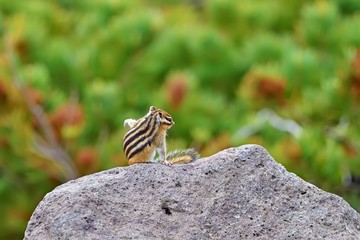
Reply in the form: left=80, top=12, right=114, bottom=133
left=149, top=106, right=157, bottom=112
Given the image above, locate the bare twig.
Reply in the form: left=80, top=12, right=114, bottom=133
left=4, top=32, right=79, bottom=181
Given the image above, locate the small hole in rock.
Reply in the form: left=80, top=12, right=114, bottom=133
left=162, top=206, right=172, bottom=215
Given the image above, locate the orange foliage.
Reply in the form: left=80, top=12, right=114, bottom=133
left=257, top=77, right=287, bottom=104
left=14, top=39, right=29, bottom=59
left=341, top=141, right=358, bottom=158
left=350, top=49, right=360, bottom=101
left=200, top=133, right=232, bottom=156
left=0, top=80, right=7, bottom=103
left=166, top=73, right=188, bottom=109
left=240, top=71, right=287, bottom=106
left=25, top=87, right=43, bottom=105
left=281, top=138, right=302, bottom=164
left=50, top=102, right=84, bottom=140
left=75, top=147, right=98, bottom=174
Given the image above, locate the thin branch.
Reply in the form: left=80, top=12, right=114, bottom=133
left=4, top=32, right=79, bottom=181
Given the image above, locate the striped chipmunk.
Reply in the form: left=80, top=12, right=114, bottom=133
left=123, top=106, right=199, bottom=166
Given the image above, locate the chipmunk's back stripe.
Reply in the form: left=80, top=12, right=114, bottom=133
left=124, top=116, right=152, bottom=148
left=126, top=116, right=159, bottom=159
left=124, top=117, right=148, bottom=140
left=124, top=110, right=160, bottom=148
left=123, top=116, right=151, bottom=155
left=124, top=115, right=159, bottom=158
left=127, top=121, right=160, bottom=159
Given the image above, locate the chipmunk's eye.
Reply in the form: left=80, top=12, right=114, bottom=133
left=165, top=117, right=172, bottom=122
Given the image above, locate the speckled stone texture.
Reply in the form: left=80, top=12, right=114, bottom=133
left=24, top=145, right=360, bottom=240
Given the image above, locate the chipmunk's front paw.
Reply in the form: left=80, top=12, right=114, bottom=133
left=161, top=160, right=173, bottom=166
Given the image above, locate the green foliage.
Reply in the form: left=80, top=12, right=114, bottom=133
left=1, top=0, right=360, bottom=238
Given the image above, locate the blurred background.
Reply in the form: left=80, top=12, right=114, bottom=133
left=1, top=0, right=360, bottom=238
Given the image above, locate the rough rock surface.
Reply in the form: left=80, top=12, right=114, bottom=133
left=24, top=145, right=360, bottom=240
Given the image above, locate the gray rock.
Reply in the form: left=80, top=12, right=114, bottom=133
left=24, top=145, right=360, bottom=240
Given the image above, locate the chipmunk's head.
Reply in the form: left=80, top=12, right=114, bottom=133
left=149, top=106, right=174, bottom=129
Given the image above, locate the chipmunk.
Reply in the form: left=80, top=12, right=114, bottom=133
left=123, top=106, right=199, bottom=166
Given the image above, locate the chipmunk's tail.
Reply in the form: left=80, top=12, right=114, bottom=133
left=166, top=148, right=200, bottom=164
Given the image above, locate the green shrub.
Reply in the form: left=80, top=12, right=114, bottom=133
left=1, top=0, right=360, bottom=238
